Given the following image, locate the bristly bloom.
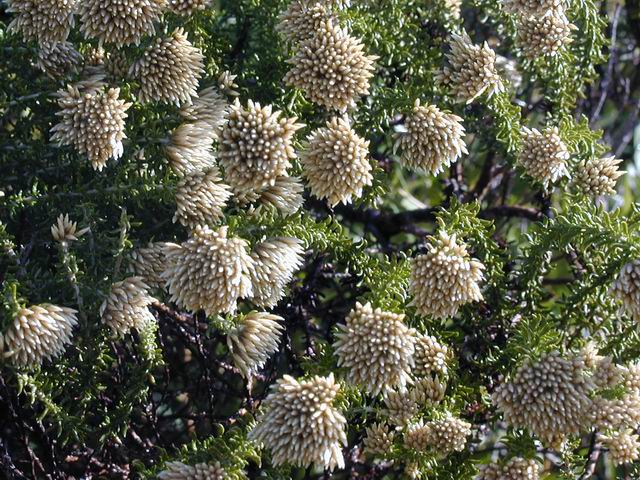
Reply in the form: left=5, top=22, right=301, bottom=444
left=173, top=167, right=232, bottom=228
left=384, top=389, right=418, bottom=426
left=611, top=260, right=640, bottom=321
left=249, top=374, right=347, bottom=471
left=301, top=116, right=373, bottom=206
left=51, top=213, right=89, bottom=244
left=129, top=28, right=205, bottom=105
left=518, top=127, right=570, bottom=188
left=36, top=41, right=83, bottom=79
left=7, top=0, right=77, bottom=43
left=363, top=423, right=395, bottom=457
left=129, top=242, right=170, bottom=289
left=516, top=14, right=575, bottom=60
left=409, top=230, right=485, bottom=319
left=220, top=99, right=303, bottom=195
left=405, top=417, right=471, bottom=456
left=437, top=32, right=505, bottom=104
left=333, top=302, right=416, bottom=395
left=227, top=312, right=284, bottom=378
left=168, top=0, right=211, bottom=16
left=277, top=0, right=340, bottom=44
left=248, top=176, right=305, bottom=216
left=502, top=0, right=566, bottom=17
left=0, top=304, right=78, bottom=367
left=157, top=461, right=228, bottom=480
left=162, top=226, right=254, bottom=316
left=601, top=431, right=640, bottom=466
left=179, top=86, right=228, bottom=138
left=396, top=100, right=467, bottom=175
left=413, top=333, right=450, bottom=377
left=492, top=351, right=594, bottom=448
left=51, top=82, right=132, bottom=171
left=575, top=156, right=625, bottom=197
left=79, top=0, right=166, bottom=47
left=284, top=20, right=377, bottom=111
left=249, top=237, right=305, bottom=308
left=476, top=457, right=541, bottom=480
left=165, top=123, right=216, bottom=177
left=100, top=277, right=156, bottom=338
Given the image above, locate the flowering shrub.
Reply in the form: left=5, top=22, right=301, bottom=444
left=2, top=0, right=640, bottom=478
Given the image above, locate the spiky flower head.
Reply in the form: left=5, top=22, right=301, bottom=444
left=414, top=333, right=450, bottom=377
left=0, top=304, right=77, bottom=367
left=410, top=376, right=447, bottom=405
left=283, top=21, right=377, bottom=111
left=157, top=461, right=227, bottom=480
left=249, top=373, right=347, bottom=471
left=333, top=302, right=416, bottom=395
left=623, top=363, right=640, bottom=392
left=277, top=0, right=342, bottom=44
left=592, top=355, right=624, bottom=390
left=247, top=176, right=305, bottom=216
left=602, top=431, right=640, bottom=466
left=611, top=260, right=640, bottom=322
left=518, top=127, right=570, bottom=188
left=218, top=70, right=240, bottom=98
left=36, top=41, right=83, bottom=79
left=575, top=156, right=625, bottom=197
left=249, top=237, right=304, bottom=308
left=476, top=457, right=541, bottom=480
left=51, top=214, right=89, bottom=244
left=130, top=28, right=204, bottom=105
left=79, top=0, right=165, bottom=47
left=396, top=100, right=467, bottom=175
left=100, top=277, right=156, bottom=338
left=384, top=389, right=418, bottom=426
left=302, top=116, right=373, bottom=206
left=492, top=351, right=594, bottom=448
left=516, top=14, right=575, bottom=60
left=220, top=99, right=303, bottom=195
left=7, top=0, right=77, bottom=43
left=162, top=226, right=254, bottom=316
left=173, top=167, right=232, bottom=228
left=227, top=312, right=284, bottom=378
left=168, top=0, right=211, bottom=15
left=129, top=242, right=170, bottom=289
left=166, top=123, right=216, bottom=177
left=409, top=230, right=484, bottom=319
left=180, top=86, right=228, bottom=137
left=51, top=81, right=132, bottom=171
left=592, top=393, right=640, bottom=431
left=437, top=32, right=505, bottom=104
left=363, top=422, right=395, bottom=457
left=502, top=0, right=566, bottom=17
left=415, top=415, right=471, bottom=456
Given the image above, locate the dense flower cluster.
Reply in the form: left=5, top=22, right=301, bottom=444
left=0, top=304, right=78, bottom=367
left=250, top=374, right=347, bottom=471
left=36, top=41, right=83, bottom=79
left=50, top=214, right=88, bottom=244
left=129, top=242, right=170, bottom=289
left=492, top=351, right=594, bottom=448
left=476, top=457, right=540, bottom=480
left=168, top=0, right=211, bottom=16
left=363, top=422, right=395, bottom=457
left=283, top=20, right=377, bottom=110
left=601, top=431, right=640, bottom=466
left=611, top=260, right=640, bottom=321
left=396, top=100, right=467, bottom=175
left=51, top=81, right=132, bottom=171
left=100, top=277, right=156, bottom=337
left=333, top=302, right=416, bottom=394
left=227, top=312, right=284, bottom=378
left=163, top=226, right=254, bottom=316
left=173, top=168, right=232, bottom=228
left=516, top=14, right=575, bottom=59
left=438, top=32, right=504, bottom=103
left=7, top=0, right=77, bottom=43
left=410, top=230, right=484, bottom=319
left=78, top=0, right=165, bottom=47
left=157, top=461, right=228, bottom=480
left=220, top=100, right=303, bottom=195
left=166, top=123, right=216, bottom=176
left=129, top=28, right=205, bottom=105
left=574, top=156, right=625, bottom=196
left=502, top=0, right=566, bottom=17
left=277, top=0, right=339, bottom=44
left=249, top=237, right=304, bottom=308
left=384, top=389, right=418, bottom=426
left=518, top=127, right=570, bottom=188
left=301, top=117, right=373, bottom=206
left=405, top=417, right=471, bottom=456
